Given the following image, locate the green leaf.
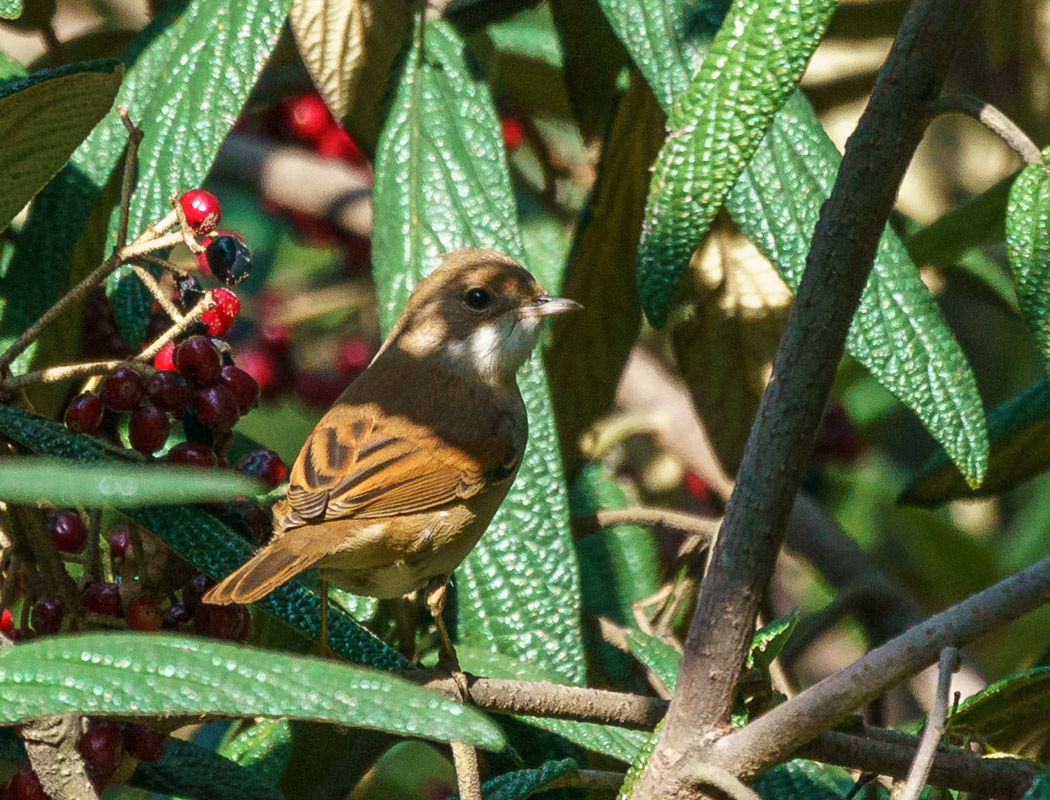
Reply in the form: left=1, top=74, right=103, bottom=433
left=900, top=380, right=1050, bottom=506
left=0, top=404, right=406, bottom=670
left=624, top=629, right=680, bottom=693
left=637, top=0, right=836, bottom=326
left=372, top=16, right=585, bottom=684
left=747, top=610, right=799, bottom=672
left=615, top=721, right=661, bottom=800
left=600, top=0, right=988, bottom=486
left=0, top=634, right=505, bottom=751
left=0, top=50, right=26, bottom=80
left=449, top=759, right=578, bottom=800
left=0, top=457, right=260, bottom=506
left=0, top=0, right=19, bottom=19
left=1008, top=151, right=1050, bottom=370
left=132, top=737, right=284, bottom=800
left=459, top=646, right=648, bottom=764
left=0, top=61, right=121, bottom=234
left=93, top=0, right=292, bottom=345
left=219, top=719, right=294, bottom=787
left=954, top=666, right=1050, bottom=762
left=749, top=759, right=856, bottom=799
left=1024, top=769, right=1050, bottom=800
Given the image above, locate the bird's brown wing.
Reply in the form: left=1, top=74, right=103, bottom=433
left=277, top=402, right=511, bottom=530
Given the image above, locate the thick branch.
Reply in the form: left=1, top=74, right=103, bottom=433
left=638, top=0, right=982, bottom=795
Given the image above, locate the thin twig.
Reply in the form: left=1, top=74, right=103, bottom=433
left=898, top=648, right=959, bottom=800
left=138, top=293, right=214, bottom=360
left=575, top=507, right=720, bottom=541
left=631, top=0, right=983, bottom=795
left=1, top=361, right=125, bottom=391
left=117, top=107, right=145, bottom=250
left=450, top=741, right=482, bottom=800
left=130, top=264, right=184, bottom=322
left=928, top=95, right=1048, bottom=174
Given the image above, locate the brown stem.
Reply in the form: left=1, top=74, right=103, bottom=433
left=928, top=94, right=1048, bottom=174
left=130, top=265, right=183, bottom=323
left=138, top=293, right=214, bottom=361
left=575, top=507, right=719, bottom=541
left=1, top=361, right=125, bottom=392
left=450, top=741, right=482, bottom=800
left=633, top=0, right=984, bottom=795
left=117, top=108, right=145, bottom=250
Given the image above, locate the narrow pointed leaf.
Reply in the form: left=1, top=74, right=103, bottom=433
left=372, top=16, right=585, bottom=683
left=132, top=738, right=284, bottom=800
left=1007, top=150, right=1050, bottom=369
left=599, top=0, right=988, bottom=486
left=449, top=759, right=578, bottom=800
left=0, top=634, right=504, bottom=751
left=219, top=719, right=293, bottom=786
left=624, top=629, right=680, bottom=693
left=0, top=458, right=259, bottom=506
left=615, top=722, right=661, bottom=800
left=0, top=61, right=120, bottom=234
left=0, top=404, right=406, bottom=669
left=636, top=0, right=837, bottom=326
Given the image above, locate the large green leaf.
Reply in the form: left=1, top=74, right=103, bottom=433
left=0, top=457, right=260, bottom=506
left=900, top=380, right=1050, bottom=506
left=449, top=759, right=578, bottom=800
left=1007, top=149, right=1050, bottom=370
left=953, top=666, right=1050, bottom=762
left=599, top=0, right=988, bottom=486
left=624, top=629, right=680, bottom=694
left=615, top=721, right=661, bottom=800
left=636, top=0, right=837, bottom=326
left=372, top=16, right=585, bottom=684
left=219, top=719, right=294, bottom=787
left=0, top=61, right=120, bottom=234
left=0, top=404, right=406, bottom=669
left=0, top=634, right=504, bottom=751
left=459, top=646, right=648, bottom=764
left=749, top=760, right=855, bottom=799
left=133, top=737, right=284, bottom=800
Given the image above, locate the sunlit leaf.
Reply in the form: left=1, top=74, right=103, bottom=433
left=1007, top=148, right=1050, bottom=370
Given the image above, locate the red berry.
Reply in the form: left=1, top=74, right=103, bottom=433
left=1, top=609, right=14, bottom=635
left=107, top=526, right=129, bottom=559
left=79, top=719, right=123, bottom=781
left=145, top=370, right=194, bottom=414
left=236, top=350, right=278, bottom=396
left=123, top=724, right=168, bottom=762
left=9, top=764, right=46, bottom=800
left=125, top=596, right=163, bottom=631
left=193, top=384, right=239, bottom=432
left=500, top=114, right=525, bottom=150
left=201, top=287, right=240, bottom=336
left=129, top=404, right=171, bottom=454
left=179, top=189, right=221, bottom=235
left=82, top=583, right=122, bottom=618
left=194, top=602, right=250, bottom=641
left=204, top=236, right=252, bottom=288
left=683, top=471, right=711, bottom=504
left=153, top=341, right=176, bottom=371
left=283, top=93, right=331, bottom=141
left=294, top=371, right=344, bottom=407
left=99, top=366, right=144, bottom=411
left=167, top=442, right=217, bottom=468
left=219, top=365, right=260, bottom=413
left=261, top=324, right=293, bottom=355
left=336, top=338, right=372, bottom=379
left=48, top=510, right=87, bottom=553
left=64, top=392, right=104, bottom=433
left=30, top=595, right=64, bottom=633
left=316, top=126, right=364, bottom=163
left=237, top=449, right=288, bottom=490
left=174, top=336, right=222, bottom=386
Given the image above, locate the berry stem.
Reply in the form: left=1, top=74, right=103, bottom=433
left=117, top=107, right=145, bottom=250
left=118, top=229, right=187, bottom=260
left=83, top=510, right=103, bottom=585
left=130, top=264, right=185, bottom=323
left=9, top=505, right=80, bottom=616
left=138, top=292, right=215, bottom=360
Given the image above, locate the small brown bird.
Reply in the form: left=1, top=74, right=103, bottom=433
left=203, top=248, right=579, bottom=660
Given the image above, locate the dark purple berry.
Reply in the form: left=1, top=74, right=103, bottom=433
left=219, top=365, right=260, bottom=413
left=79, top=719, right=123, bottom=781
left=123, top=724, right=168, bottom=762
left=99, top=366, right=144, bottom=411
left=48, top=510, right=87, bottom=553
left=82, top=583, right=122, bottom=618
left=167, top=442, right=217, bottom=468
left=107, top=526, right=129, bottom=559
left=30, top=596, right=64, bottom=634
left=145, top=370, right=194, bottom=414
left=9, top=764, right=47, bottom=800
left=193, top=384, right=239, bottom=432
left=205, top=236, right=252, bottom=287
left=64, top=392, right=104, bottom=433
left=174, top=336, right=222, bottom=386
left=129, top=404, right=171, bottom=455
left=238, top=449, right=288, bottom=490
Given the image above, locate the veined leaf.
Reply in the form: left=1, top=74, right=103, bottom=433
left=547, top=74, right=665, bottom=473
left=600, top=0, right=988, bottom=486
left=1007, top=149, right=1050, bottom=369
left=636, top=0, right=837, bottom=326
left=900, top=380, right=1050, bottom=506
left=749, top=760, right=856, bottom=799
left=372, top=16, right=585, bottom=684
left=670, top=216, right=791, bottom=475
left=0, top=0, right=20, bottom=19
left=747, top=610, right=798, bottom=671
left=0, top=634, right=504, bottom=751
left=459, top=646, right=648, bottom=764
left=615, top=721, right=661, bottom=800
left=219, top=719, right=294, bottom=787
left=0, top=404, right=406, bottom=669
left=0, top=61, right=121, bottom=234
left=133, top=737, right=284, bottom=800
left=288, top=0, right=411, bottom=152
left=1025, top=771, right=1050, bottom=800
left=449, top=759, right=578, bottom=800
left=954, top=666, right=1050, bottom=762
left=0, top=458, right=260, bottom=507
left=624, top=629, right=680, bottom=694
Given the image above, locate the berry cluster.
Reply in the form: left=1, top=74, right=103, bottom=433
left=3, top=718, right=168, bottom=799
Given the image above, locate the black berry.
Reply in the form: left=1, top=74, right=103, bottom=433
left=205, top=236, right=252, bottom=287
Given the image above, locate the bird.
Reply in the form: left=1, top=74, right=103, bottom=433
left=202, top=247, right=580, bottom=665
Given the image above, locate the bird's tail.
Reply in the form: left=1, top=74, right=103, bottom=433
left=202, top=541, right=325, bottom=605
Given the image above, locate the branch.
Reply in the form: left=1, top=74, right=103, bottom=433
left=928, top=94, right=1047, bottom=173
left=635, top=0, right=983, bottom=794
left=450, top=741, right=482, bottom=800
left=899, top=648, right=958, bottom=800
left=574, top=506, right=719, bottom=541
left=713, top=550, right=1050, bottom=779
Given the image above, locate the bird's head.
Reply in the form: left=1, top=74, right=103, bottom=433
left=386, top=248, right=580, bottom=385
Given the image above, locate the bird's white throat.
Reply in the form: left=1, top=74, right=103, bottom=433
left=446, top=316, right=543, bottom=385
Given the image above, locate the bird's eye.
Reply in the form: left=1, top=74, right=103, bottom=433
left=464, top=288, right=492, bottom=310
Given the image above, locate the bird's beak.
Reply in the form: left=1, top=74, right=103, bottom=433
left=519, top=295, right=582, bottom=319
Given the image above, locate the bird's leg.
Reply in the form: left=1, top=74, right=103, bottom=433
left=425, top=576, right=470, bottom=700
left=317, top=579, right=334, bottom=658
